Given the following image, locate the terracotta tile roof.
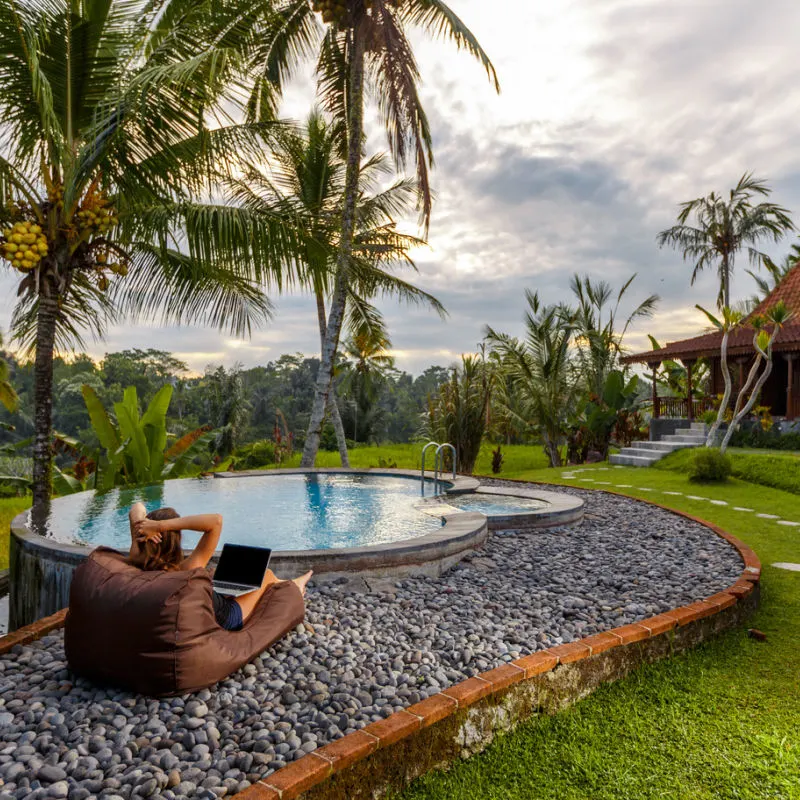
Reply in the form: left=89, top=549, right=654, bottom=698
left=623, top=261, right=800, bottom=364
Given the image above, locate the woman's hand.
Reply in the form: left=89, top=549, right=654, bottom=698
left=135, top=519, right=163, bottom=544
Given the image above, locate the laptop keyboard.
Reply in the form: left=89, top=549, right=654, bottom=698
left=215, top=581, right=251, bottom=592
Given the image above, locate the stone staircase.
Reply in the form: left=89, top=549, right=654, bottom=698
left=609, top=422, right=707, bottom=467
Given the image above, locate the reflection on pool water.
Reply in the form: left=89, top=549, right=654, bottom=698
left=446, top=494, right=548, bottom=516
left=36, top=474, right=443, bottom=551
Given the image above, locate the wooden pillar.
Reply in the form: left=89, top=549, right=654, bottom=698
left=684, top=359, right=695, bottom=420
left=787, top=354, right=796, bottom=420
left=649, top=362, right=661, bottom=419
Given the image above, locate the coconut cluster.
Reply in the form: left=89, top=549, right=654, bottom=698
left=92, top=249, right=128, bottom=292
left=1, top=221, right=48, bottom=272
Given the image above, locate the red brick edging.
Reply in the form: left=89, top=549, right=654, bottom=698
left=0, top=497, right=761, bottom=800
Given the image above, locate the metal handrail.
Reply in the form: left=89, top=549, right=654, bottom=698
left=420, top=441, right=439, bottom=494
left=434, top=443, right=457, bottom=494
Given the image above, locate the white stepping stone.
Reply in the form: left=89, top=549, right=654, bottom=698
left=637, top=487, right=653, bottom=492
left=756, top=513, right=780, bottom=519
left=686, top=495, right=707, bottom=501
left=662, top=491, right=682, bottom=496
left=776, top=520, right=800, bottom=527
left=773, top=562, right=800, bottom=571
left=733, top=507, right=754, bottom=512
left=709, top=500, right=728, bottom=506
left=615, top=484, right=632, bottom=488
left=595, top=481, right=611, bottom=485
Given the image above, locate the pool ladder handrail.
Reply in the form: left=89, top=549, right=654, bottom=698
left=434, top=443, right=457, bottom=495
left=421, top=441, right=457, bottom=495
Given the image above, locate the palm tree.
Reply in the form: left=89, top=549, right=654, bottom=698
left=338, top=321, right=395, bottom=441
left=227, top=107, right=445, bottom=462
left=486, top=293, right=577, bottom=468
left=745, top=240, right=800, bottom=305
left=657, top=173, right=795, bottom=310
left=570, top=274, right=659, bottom=397
left=0, top=0, right=300, bottom=505
left=250, top=0, right=499, bottom=466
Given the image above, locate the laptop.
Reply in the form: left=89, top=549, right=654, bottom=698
left=213, top=544, right=273, bottom=596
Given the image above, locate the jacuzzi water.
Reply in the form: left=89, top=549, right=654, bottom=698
left=446, top=494, right=548, bottom=516
left=35, top=474, right=443, bottom=551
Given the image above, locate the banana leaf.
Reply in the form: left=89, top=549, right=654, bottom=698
left=82, top=385, right=121, bottom=452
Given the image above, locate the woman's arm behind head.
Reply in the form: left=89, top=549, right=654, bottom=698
left=175, top=514, right=223, bottom=571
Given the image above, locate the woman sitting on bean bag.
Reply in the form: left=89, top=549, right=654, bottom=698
left=127, top=503, right=313, bottom=630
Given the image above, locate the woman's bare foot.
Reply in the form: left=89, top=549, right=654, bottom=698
left=291, top=570, right=313, bottom=596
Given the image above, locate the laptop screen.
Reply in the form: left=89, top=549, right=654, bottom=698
left=214, top=544, right=272, bottom=586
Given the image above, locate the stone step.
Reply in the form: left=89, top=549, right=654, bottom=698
left=609, top=452, right=662, bottom=467
left=630, top=441, right=686, bottom=452
left=660, top=434, right=706, bottom=444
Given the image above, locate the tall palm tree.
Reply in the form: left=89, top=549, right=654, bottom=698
left=227, top=108, right=445, bottom=463
left=249, top=0, right=498, bottom=466
left=745, top=240, right=800, bottom=305
left=657, top=173, right=794, bottom=310
left=0, top=0, right=300, bottom=505
left=570, top=273, right=659, bottom=397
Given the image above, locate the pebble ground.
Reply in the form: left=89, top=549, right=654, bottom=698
left=0, top=484, right=742, bottom=800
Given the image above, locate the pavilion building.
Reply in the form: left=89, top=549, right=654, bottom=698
left=622, top=263, right=800, bottom=422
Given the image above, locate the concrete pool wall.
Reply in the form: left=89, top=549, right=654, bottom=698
left=9, top=469, right=483, bottom=630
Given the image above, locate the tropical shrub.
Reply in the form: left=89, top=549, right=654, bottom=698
left=230, top=441, right=276, bottom=471
left=425, top=354, right=493, bottom=475
left=486, top=293, right=575, bottom=467
left=688, top=449, right=732, bottom=483
left=570, top=370, right=641, bottom=461
left=491, top=446, right=504, bottom=474
left=728, top=424, right=800, bottom=451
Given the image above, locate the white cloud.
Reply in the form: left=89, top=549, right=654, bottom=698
left=3, top=0, right=800, bottom=374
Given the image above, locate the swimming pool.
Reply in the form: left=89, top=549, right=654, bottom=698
left=36, top=473, right=444, bottom=551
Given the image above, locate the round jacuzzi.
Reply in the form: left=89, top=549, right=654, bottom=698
left=419, top=486, right=585, bottom=530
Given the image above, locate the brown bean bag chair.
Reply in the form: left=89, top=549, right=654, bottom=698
left=64, top=547, right=305, bottom=696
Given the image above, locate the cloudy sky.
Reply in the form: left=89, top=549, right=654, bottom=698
left=4, top=0, right=800, bottom=375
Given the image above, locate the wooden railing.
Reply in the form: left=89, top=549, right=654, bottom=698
left=647, top=396, right=715, bottom=420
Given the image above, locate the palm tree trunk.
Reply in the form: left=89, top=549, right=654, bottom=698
left=315, top=289, right=350, bottom=467
left=706, top=329, right=731, bottom=447
left=302, top=32, right=365, bottom=467
left=722, top=252, right=730, bottom=310
left=720, top=342, right=775, bottom=453
left=32, top=293, right=59, bottom=507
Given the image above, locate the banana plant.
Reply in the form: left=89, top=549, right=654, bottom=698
left=82, top=384, right=214, bottom=491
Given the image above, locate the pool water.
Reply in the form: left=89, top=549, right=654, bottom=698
left=37, top=474, right=443, bottom=551
left=447, top=494, right=548, bottom=516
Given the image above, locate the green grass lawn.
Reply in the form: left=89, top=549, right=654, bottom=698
left=254, top=441, right=553, bottom=475
left=395, top=461, right=800, bottom=800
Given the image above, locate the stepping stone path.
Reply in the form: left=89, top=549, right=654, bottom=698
left=773, top=562, right=800, bottom=571
left=565, top=470, right=799, bottom=529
